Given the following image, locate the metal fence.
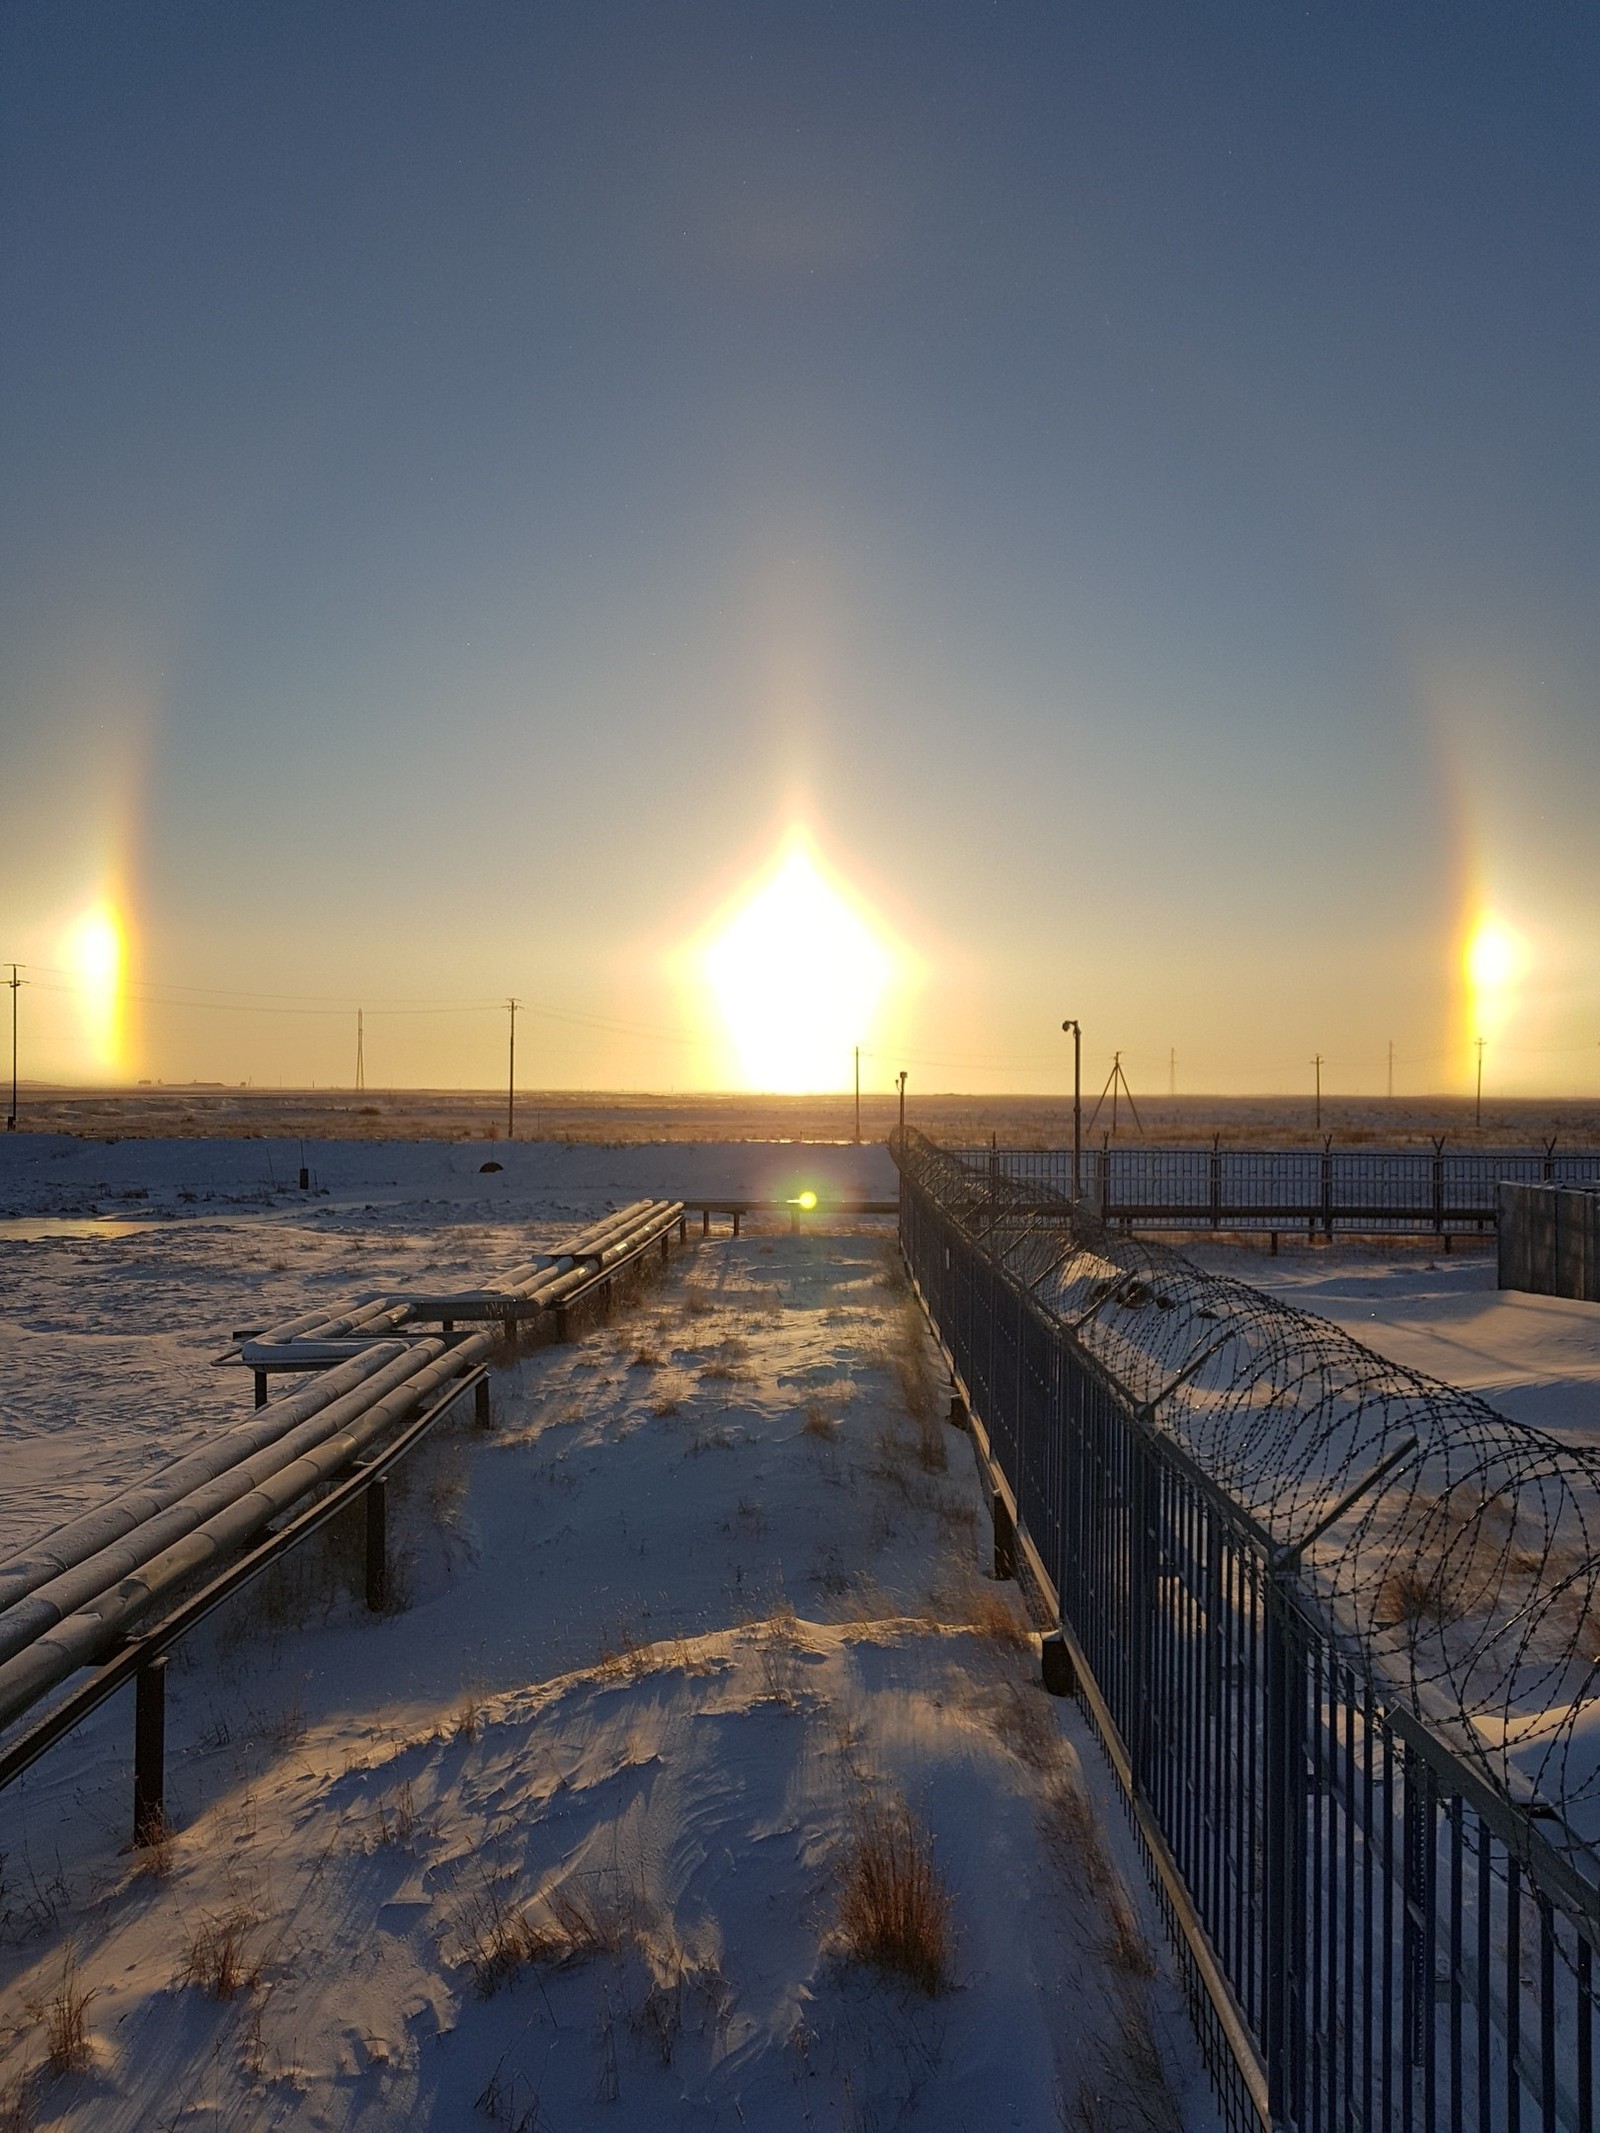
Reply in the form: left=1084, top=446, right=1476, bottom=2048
left=894, top=1128, right=1600, bottom=2132
left=948, top=1142, right=1600, bottom=1236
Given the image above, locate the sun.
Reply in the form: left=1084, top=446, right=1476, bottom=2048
left=697, top=836, right=898, bottom=1092
left=61, top=900, right=127, bottom=1074
left=1461, top=912, right=1525, bottom=1053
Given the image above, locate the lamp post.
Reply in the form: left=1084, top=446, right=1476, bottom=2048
left=1061, top=1019, right=1082, bottom=1202
left=896, top=1070, right=907, bottom=1139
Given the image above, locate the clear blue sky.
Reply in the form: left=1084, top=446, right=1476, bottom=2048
left=3, top=2, right=1595, bottom=1094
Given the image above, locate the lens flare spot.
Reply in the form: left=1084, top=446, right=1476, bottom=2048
left=698, top=836, right=898, bottom=1092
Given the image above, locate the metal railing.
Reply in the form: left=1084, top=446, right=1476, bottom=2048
left=948, top=1142, right=1600, bottom=1236
left=894, top=1128, right=1600, bottom=2132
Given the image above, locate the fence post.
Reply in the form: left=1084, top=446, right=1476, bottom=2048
left=1263, top=1575, right=1307, bottom=2130
left=1432, top=1135, right=1446, bottom=1242
left=1210, top=1135, right=1222, bottom=1231
left=364, top=1477, right=388, bottom=1612
left=133, top=1655, right=168, bottom=1846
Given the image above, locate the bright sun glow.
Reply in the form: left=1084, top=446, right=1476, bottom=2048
left=699, top=838, right=896, bottom=1092
left=1462, top=913, right=1525, bottom=1051
left=61, top=900, right=127, bottom=1073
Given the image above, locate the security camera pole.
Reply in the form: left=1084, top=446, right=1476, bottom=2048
left=1061, top=1018, right=1081, bottom=1202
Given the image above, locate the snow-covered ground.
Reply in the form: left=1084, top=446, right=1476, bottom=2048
left=1187, top=1238, right=1600, bottom=1448
left=0, top=1141, right=1214, bottom=2132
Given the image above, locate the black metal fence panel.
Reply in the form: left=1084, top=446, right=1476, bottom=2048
left=895, top=1130, right=1600, bottom=2132
left=947, top=1144, right=1600, bottom=1235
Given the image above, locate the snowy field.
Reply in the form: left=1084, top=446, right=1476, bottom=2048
left=0, top=1139, right=1214, bottom=2132
left=1186, top=1237, right=1600, bottom=1448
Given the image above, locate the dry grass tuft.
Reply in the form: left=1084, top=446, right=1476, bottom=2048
left=650, top=1394, right=682, bottom=1417
left=1042, top=1781, right=1156, bottom=1977
left=462, top=1877, right=630, bottom=1999
left=371, top=1779, right=418, bottom=1849
left=629, top=1346, right=664, bottom=1369
left=179, top=1906, right=261, bottom=1999
left=802, top=1397, right=841, bottom=1439
left=681, top=1286, right=716, bottom=1318
left=453, top=1694, right=483, bottom=1742
left=836, top=1801, right=952, bottom=1996
left=965, top=1582, right=1032, bottom=1648
left=37, top=1948, right=95, bottom=2075
left=0, top=2070, right=34, bottom=2131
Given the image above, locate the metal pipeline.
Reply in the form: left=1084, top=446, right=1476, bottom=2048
left=0, top=1199, right=681, bottom=1721
left=0, top=1342, right=417, bottom=1617
left=0, top=1204, right=665, bottom=1613
left=0, top=1339, right=450, bottom=1667
left=0, top=1338, right=486, bottom=1731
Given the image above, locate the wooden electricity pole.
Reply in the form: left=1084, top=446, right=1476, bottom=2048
left=6, top=965, right=23, bottom=1132
left=507, top=999, right=520, bottom=1140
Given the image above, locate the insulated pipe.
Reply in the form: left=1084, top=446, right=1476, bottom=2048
left=0, top=1202, right=678, bottom=1713
left=534, top=1204, right=684, bottom=1306
left=0, top=1338, right=486, bottom=1731
left=0, top=1341, right=416, bottom=1616
left=261, top=1297, right=410, bottom=1345
left=0, top=1339, right=452, bottom=1668
left=0, top=1204, right=674, bottom=1617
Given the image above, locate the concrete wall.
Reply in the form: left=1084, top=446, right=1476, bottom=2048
left=1497, top=1180, right=1600, bottom=1301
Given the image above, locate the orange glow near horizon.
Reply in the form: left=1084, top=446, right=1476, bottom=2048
left=693, top=834, right=900, bottom=1092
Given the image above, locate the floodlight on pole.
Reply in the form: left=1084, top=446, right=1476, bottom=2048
left=1061, top=1019, right=1082, bottom=1202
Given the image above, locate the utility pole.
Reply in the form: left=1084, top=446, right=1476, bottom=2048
left=1061, top=1020, right=1081, bottom=1201
left=1475, top=1036, right=1485, bottom=1127
left=6, top=965, right=22, bottom=1131
left=1312, top=1054, right=1324, bottom=1132
left=506, top=999, right=520, bottom=1141
left=355, top=1009, right=365, bottom=1093
left=896, top=1070, right=907, bottom=1139
left=1387, top=1039, right=1393, bottom=1101
left=854, top=1046, right=860, bottom=1144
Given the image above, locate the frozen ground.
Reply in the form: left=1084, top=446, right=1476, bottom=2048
left=1188, top=1238, right=1600, bottom=1448
left=0, top=1141, right=1214, bottom=2132
left=12, top=1086, right=1600, bottom=1150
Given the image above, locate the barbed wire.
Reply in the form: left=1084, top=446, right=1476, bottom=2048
left=897, top=1128, right=1600, bottom=1853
